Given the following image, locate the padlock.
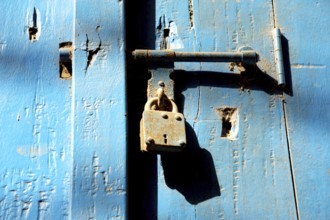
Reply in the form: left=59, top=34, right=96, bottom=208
left=140, top=97, right=186, bottom=153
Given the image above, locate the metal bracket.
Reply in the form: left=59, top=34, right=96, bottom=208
left=147, top=62, right=175, bottom=101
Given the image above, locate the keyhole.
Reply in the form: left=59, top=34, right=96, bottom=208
left=163, top=134, right=167, bottom=144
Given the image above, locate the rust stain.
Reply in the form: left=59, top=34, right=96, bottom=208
left=228, top=62, right=246, bottom=73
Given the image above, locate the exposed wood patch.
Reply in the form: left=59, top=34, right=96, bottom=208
left=59, top=42, right=73, bottom=79
left=156, top=15, right=184, bottom=49
left=28, top=7, right=41, bottom=41
left=216, top=107, right=239, bottom=140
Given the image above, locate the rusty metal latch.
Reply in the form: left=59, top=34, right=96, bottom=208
left=132, top=35, right=286, bottom=88
left=135, top=48, right=259, bottom=153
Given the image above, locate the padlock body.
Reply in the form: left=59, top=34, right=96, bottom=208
left=140, top=110, right=186, bottom=153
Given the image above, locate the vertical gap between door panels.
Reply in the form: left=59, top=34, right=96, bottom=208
left=125, top=0, right=158, bottom=219
left=271, top=0, right=300, bottom=219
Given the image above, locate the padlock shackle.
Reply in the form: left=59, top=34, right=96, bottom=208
left=144, top=97, right=178, bottom=113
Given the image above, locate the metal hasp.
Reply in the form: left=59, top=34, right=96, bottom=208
left=273, top=28, right=286, bottom=87
left=132, top=49, right=259, bottom=64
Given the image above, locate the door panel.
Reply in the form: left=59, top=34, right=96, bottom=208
left=274, top=1, right=330, bottom=219
left=73, top=0, right=126, bottom=219
left=0, top=1, right=73, bottom=219
left=127, top=0, right=297, bottom=219
left=0, top=0, right=127, bottom=219
left=156, top=1, right=297, bottom=219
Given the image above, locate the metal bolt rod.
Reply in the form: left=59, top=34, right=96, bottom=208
left=273, top=28, right=286, bottom=87
left=132, top=49, right=259, bottom=64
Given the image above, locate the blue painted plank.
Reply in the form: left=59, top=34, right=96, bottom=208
left=155, top=0, right=297, bottom=219
left=73, top=0, right=126, bottom=219
left=0, top=0, right=73, bottom=219
left=274, top=1, right=330, bottom=219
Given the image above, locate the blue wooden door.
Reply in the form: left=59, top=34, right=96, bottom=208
left=126, top=1, right=328, bottom=220
left=0, top=1, right=74, bottom=218
left=151, top=0, right=298, bottom=217
left=1, top=0, right=329, bottom=219
left=0, top=0, right=126, bottom=219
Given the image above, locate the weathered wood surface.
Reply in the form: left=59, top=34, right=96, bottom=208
left=0, top=0, right=126, bottom=219
left=154, top=0, right=297, bottom=219
left=0, top=1, right=74, bottom=219
left=1, top=0, right=328, bottom=219
left=73, top=0, right=126, bottom=219
left=274, top=0, right=330, bottom=219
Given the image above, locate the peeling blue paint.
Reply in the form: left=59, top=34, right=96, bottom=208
left=0, top=0, right=328, bottom=219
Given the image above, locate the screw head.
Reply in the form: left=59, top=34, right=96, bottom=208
left=161, top=113, right=168, bottom=119
left=175, top=115, right=182, bottom=121
left=146, top=137, right=154, bottom=145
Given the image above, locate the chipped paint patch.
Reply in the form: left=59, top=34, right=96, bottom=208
left=28, top=7, right=41, bottom=41
left=167, top=21, right=184, bottom=49
left=59, top=42, right=73, bottom=79
left=81, top=98, right=107, bottom=141
left=81, top=34, right=111, bottom=74
left=0, top=169, right=57, bottom=219
left=232, top=148, right=240, bottom=215
left=0, top=41, right=7, bottom=52
left=156, top=16, right=184, bottom=50
left=216, top=107, right=239, bottom=140
left=84, top=34, right=101, bottom=73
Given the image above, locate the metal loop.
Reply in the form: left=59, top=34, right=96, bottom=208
left=157, top=87, right=165, bottom=108
left=144, top=97, right=178, bottom=113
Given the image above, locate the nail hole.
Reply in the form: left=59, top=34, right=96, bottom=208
left=29, top=27, right=38, bottom=40
left=175, top=115, right=182, bottom=121
left=163, top=28, right=170, bottom=38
